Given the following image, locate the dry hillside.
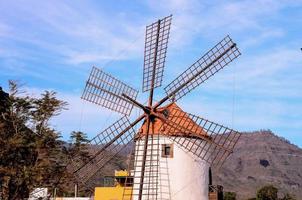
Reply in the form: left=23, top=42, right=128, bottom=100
left=213, top=130, right=302, bottom=199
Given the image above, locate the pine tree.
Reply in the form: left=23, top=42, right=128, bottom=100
left=0, top=81, right=90, bottom=199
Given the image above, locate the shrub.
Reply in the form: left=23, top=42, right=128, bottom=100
left=224, top=191, right=237, bottom=200
left=256, top=185, right=278, bottom=200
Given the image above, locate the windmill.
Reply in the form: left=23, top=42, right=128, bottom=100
left=70, top=15, right=242, bottom=200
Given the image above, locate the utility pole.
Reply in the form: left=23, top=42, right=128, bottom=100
left=53, top=188, right=57, bottom=199
left=74, top=184, right=78, bottom=197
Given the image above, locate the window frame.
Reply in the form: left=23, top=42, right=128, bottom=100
left=161, top=144, right=174, bottom=158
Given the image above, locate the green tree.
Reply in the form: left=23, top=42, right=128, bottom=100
left=256, top=185, right=278, bottom=200
left=224, top=191, right=237, bottom=200
left=69, top=131, right=90, bottom=160
left=66, top=131, right=91, bottom=196
left=0, top=81, right=83, bottom=199
left=0, top=82, right=37, bottom=199
left=67, top=131, right=91, bottom=177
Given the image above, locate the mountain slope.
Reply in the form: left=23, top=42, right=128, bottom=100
left=213, top=130, right=302, bottom=199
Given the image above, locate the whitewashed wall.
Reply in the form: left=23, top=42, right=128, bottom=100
left=133, top=136, right=209, bottom=200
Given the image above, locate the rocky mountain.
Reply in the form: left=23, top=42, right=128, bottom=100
left=212, top=130, right=302, bottom=199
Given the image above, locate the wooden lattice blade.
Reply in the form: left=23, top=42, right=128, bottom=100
left=70, top=116, right=142, bottom=188
left=142, top=15, right=172, bottom=92
left=159, top=107, right=241, bottom=168
left=123, top=134, right=160, bottom=200
left=82, top=66, right=138, bottom=115
left=164, top=35, right=240, bottom=102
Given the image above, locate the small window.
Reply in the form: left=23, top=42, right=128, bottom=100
left=162, top=144, right=173, bottom=158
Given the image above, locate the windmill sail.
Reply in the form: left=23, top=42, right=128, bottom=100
left=71, top=115, right=143, bottom=188
left=142, top=15, right=172, bottom=92
left=82, top=67, right=138, bottom=115
left=160, top=107, right=241, bottom=167
left=164, top=35, right=240, bottom=102
left=123, top=132, right=161, bottom=200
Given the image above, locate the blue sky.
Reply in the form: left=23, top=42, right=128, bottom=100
left=0, top=0, right=301, bottom=147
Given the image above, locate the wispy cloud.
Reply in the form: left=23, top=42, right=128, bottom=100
left=0, top=0, right=145, bottom=66
left=145, top=0, right=302, bottom=52
left=200, top=46, right=302, bottom=99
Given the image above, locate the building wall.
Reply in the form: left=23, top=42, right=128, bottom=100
left=132, top=136, right=210, bottom=200
left=94, top=186, right=132, bottom=200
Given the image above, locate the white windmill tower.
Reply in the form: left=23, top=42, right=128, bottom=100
left=70, top=15, right=242, bottom=200
left=130, top=103, right=213, bottom=200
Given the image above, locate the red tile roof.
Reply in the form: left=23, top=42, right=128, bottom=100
left=137, top=103, right=209, bottom=140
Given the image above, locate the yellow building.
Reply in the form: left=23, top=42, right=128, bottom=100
left=94, top=170, right=133, bottom=200
left=94, top=169, right=223, bottom=200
